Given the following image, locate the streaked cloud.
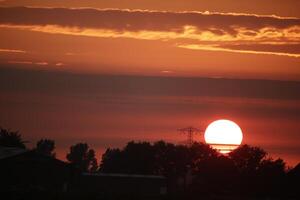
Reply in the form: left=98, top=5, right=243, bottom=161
left=55, top=62, right=65, bottom=66
left=1, top=0, right=300, bottom=18
left=35, top=62, right=48, bottom=65
left=161, top=70, right=174, bottom=74
left=0, top=48, right=26, bottom=53
left=177, top=44, right=300, bottom=58
left=1, top=66, right=300, bottom=100
left=7, top=61, right=32, bottom=64
left=0, top=7, right=299, bottom=57
left=8, top=60, right=48, bottom=65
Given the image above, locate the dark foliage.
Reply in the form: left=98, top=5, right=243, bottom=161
left=35, top=139, right=56, bottom=157
left=0, top=127, right=26, bottom=148
left=229, top=144, right=267, bottom=174
left=100, top=141, right=218, bottom=177
left=100, top=141, right=294, bottom=198
left=66, top=143, right=98, bottom=172
left=286, top=163, right=300, bottom=198
left=1, top=126, right=299, bottom=199
left=227, top=145, right=287, bottom=197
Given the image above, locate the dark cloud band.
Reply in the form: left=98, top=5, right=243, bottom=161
left=0, top=7, right=299, bottom=57
left=0, top=7, right=299, bottom=33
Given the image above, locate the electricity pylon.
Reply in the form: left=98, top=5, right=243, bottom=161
left=178, top=126, right=201, bottom=146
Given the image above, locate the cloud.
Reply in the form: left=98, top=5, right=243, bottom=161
left=0, top=48, right=26, bottom=53
left=8, top=60, right=48, bottom=65
left=1, top=66, right=300, bottom=100
left=55, top=62, right=65, bottom=66
left=35, top=62, right=48, bottom=65
left=7, top=61, right=32, bottom=64
left=161, top=70, right=174, bottom=74
left=0, top=7, right=298, bottom=30
left=177, top=44, right=300, bottom=58
left=0, top=7, right=299, bottom=57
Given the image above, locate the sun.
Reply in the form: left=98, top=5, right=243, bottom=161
left=204, top=119, right=243, bottom=153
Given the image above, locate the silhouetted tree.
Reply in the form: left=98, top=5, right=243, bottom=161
left=259, top=158, right=285, bottom=176
left=152, top=140, right=177, bottom=176
left=100, top=141, right=219, bottom=177
left=100, top=141, right=292, bottom=198
left=229, top=144, right=267, bottom=174
left=123, top=141, right=156, bottom=174
left=100, top=141, right=220, bottom=197
left=0, top=127, right=26, bottom=149
left=257, top=158, right=286, bottom=196
left=228, top=144, right=286, bottom=197
left=100, top=148, right=123, bottom=173
left=286, top=163, right=300, bottom=198
left=188, top=142, right=219, bottom=168
left=100, top=141, right=156, bottom=174
left=35, top=139, right=56, bottom=157
left=88, top=148, right=98, bottom=172
left=191, top=155, right=237, bottom=195
left=66, top=143, right=98, bottom=172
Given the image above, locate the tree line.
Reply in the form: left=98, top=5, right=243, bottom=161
left=1, top=127, right=299, bottom=198
left=0, top=127, right=98, bottom=172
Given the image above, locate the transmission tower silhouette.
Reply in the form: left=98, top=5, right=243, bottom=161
left=178, top=126, right=201, bottom=146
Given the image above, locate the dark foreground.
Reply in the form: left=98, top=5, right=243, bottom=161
left=1, top=142, right=299, bottom=200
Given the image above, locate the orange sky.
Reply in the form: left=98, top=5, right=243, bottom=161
left=0, top=0, right=299, bottom=166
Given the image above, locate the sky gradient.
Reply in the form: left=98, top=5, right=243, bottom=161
left=0, top=0, right=299, bottom=166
